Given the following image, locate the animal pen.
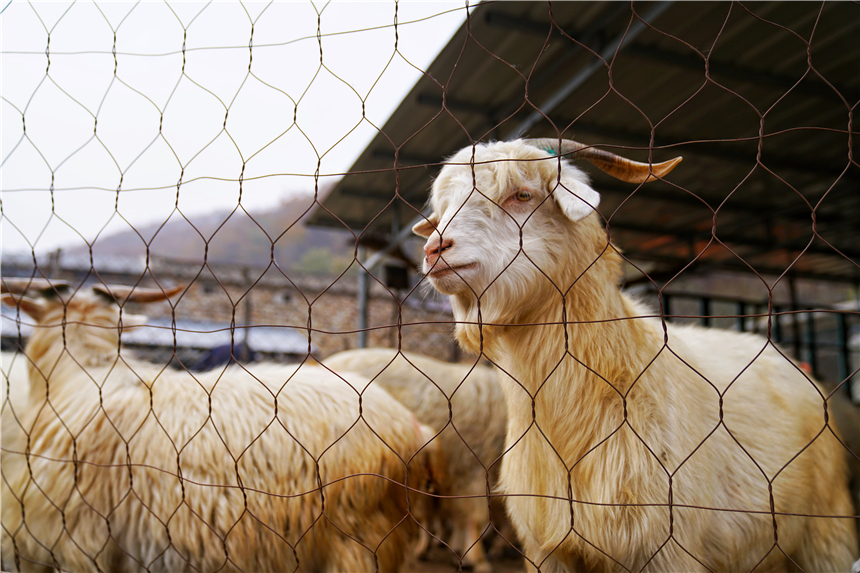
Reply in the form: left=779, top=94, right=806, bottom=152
left=1, top=1, right=859, bottom=572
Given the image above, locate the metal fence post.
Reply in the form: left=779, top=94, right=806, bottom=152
left=699, top=297, right=711, bottom=327
left=662, top=293, right=672, bottom=323
left=836, top=312, right=850, bottom=395
left=773, top=305, right=783, bottom=344
left=804, top=310, right=818, bottom=377
left=357, top=246, right=369, bottom=349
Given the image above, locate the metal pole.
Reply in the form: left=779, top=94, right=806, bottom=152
left=391, top=202, right=401, bottom=237
left=242, top=267, right=252, bottom=361
left=390, top=205, right=401, bottom=349
left=805, top=309, right=817, bottom=377
left=662, top=293, right=671, bottom=323
left=363, top=210, right=431, bottom=273
left=773, top=305, right=782, bottom=344
left=357, top=246, right=369, bottom=349
left=48, top=248, right=62, bottom=277
left=836, top=312, right=850, bottom=395
left=788, top=277, right=802, bottom=361
left=356, top=206, right=431, bottom=349
left=699, top=297, right=711, bottom=327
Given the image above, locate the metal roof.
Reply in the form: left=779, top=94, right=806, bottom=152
left=309, top=1, right=860, bottom=284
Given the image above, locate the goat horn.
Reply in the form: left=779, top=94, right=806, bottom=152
left=1, top=278, right=70, bottom=296
left=525, top=138, right=682, bottom=184
left=92, top=284, right=184, bottom=304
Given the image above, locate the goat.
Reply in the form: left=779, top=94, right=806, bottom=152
left=412, top=139, right=859, bottom=572
left=1, top=350, right=30, bottom=448
left=324, top=347, right=512, bottom=572
left=1, top=279, right=436, bottom=573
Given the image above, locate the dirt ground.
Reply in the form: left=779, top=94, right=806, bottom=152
left=402, top=545, right=525, bottom=573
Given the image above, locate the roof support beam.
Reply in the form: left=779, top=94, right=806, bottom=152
left=608, top=221, right=860, bottom=261
left=618, top=251, right=860, bottom=285
left=565, top=121, right=859, bottom=181
left=484, top=10, right=860, bottom=104
left=338, top=187, right=396, bottom=200
left=483, top=3, right=633, bottom=128
left=416, top=93, right=493, bottom=117
left=408, top=97, right=858, bottom=180
left=339, top=165, right=851, bottom=233
left=357, top=246, right=369, bottom=348
left=362, top=215, right=427, bottom=273
left=627, top=43, right=860, bottom=104
left=509, top=2, right=675, bottom=138
left=371, top=148, right=440, bottom=166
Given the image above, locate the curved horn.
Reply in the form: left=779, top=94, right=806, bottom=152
left=1, top=278, right=70, bottom=296
left=92, top=284, right=184, bottom=304
left=525, top=138, right=682, bottom=184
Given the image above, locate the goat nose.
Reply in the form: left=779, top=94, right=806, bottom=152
left=424, top=237, right=453, bottom=264
left=424, top=237, right=453, bottom=257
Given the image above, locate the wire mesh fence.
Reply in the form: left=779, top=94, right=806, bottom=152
left=1, top=1, right=859, bottom=572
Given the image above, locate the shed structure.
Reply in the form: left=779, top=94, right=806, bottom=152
left=308, top=1, right=859, bottom=390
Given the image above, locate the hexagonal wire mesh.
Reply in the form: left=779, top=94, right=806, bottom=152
left=1, top=1, right=859, bottom=572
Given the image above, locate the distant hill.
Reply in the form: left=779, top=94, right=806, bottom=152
left=70, top=191, right=359, bottom=275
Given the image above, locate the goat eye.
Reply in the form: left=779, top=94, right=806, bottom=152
left=515, top=190, right=532, bottom=202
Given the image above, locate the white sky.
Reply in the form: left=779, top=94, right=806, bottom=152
left=1, top=0, right=466, bottom=255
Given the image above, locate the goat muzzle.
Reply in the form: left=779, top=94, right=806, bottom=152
left=423, top=237, right=453, bottom=268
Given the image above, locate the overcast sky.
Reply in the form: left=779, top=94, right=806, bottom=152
left=1, top=1, right=466, bottom=255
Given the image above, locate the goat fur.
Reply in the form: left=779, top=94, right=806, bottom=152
left=1, top=351, right=30, bottom=449
left=413, top=140, right=859, bottom=572
left=1, top=288, right=436, bottom=573
left=324, top=347, right=511, bottom=572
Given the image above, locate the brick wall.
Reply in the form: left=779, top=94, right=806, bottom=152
left=152, top=278, right=459, bottom=360
left=3, top=255, right=461, bottom=362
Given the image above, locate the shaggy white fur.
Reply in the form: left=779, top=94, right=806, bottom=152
left=1, top=351, right=30, bottom=447
left=324, top=347, right=511, bottom=572
left=414, top=140, right=859, bottom=572
left=1, top=286, right=436, bottom=573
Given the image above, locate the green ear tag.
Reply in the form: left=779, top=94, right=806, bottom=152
left=540, top=146, right=557, bottom=156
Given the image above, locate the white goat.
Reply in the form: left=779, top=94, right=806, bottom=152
left=1, top=349, right=31, bottom=547
left=1, top=351, right=28, bottom=407
left=1, top=350, right=30, bottom=444
left=412, top=139, right=859, bottom=572
left=324, top=347, right=511, bottom=572
left=1, top=279, right=436, bottom=573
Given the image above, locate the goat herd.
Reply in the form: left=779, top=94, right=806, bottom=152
left=2, top=140, right=859, bottom=572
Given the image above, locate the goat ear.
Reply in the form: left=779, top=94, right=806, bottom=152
left=2, top=294, right=48, bottom=321
left=550, top=179, right=600, bottom=222
left=412, top=213, right=438, bottom=239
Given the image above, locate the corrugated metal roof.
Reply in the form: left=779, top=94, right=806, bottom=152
left=309, top=1, right=860, bottom=283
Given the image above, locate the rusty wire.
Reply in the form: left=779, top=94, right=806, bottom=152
left=1, top=1, right=859, bottom=572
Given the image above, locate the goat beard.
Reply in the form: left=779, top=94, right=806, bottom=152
left=449, top=275, right=566, bottom=357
